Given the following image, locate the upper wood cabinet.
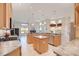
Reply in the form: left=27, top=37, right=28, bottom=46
left=0, top=3, right=6, bottom=28
left=75, top=4, right=79, bottom=12
left=0, top=3, right=12, bottom=29
left=75, top=3, right=79, bottom=26
left=75, top=3, right=79, bottom=38
left=53, top=35, right=61, bottom=46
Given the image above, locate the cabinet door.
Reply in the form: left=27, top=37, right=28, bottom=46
left=75, top=27, right=79, bottom=38
left=49, top=35, right=54, bottom=44
left=6, top=3, right=12, bottom=28
left=39, top=39, right=48, bottom=53
left=27, top=34, right=34, bottom=44
left=53, top=35, right=61, bottom=46
left=75, top=3, right=79, bottom=6
left=0, top=3, right=12, bottom=28
left=75, top=3, right=79, bottom=26
left=75, top=3, right=79, bottom=38
left=27, top=34, right=31, bottom=44
left=75, top=10, right=79, bottom=26
left=75, top=3, right=79, bottom=11
left=0, top=3, right=6, bottom=28
left=5, top=47, right=21, bottom=56
left=33, top=38, right=39, bottom=50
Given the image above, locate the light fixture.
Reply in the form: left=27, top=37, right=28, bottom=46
left=31, top=23, right=34, bottom=26
left=57, top=20, right=62, bottom=27
left=39, top=27, right=42, bottom=30
left=58, top=20, right=62, bottom=23
left=50, top=21, right=56, bottom=24
left=21, top=23, right=28, bottom=26
left=39, top=22, right=42, bottom=25
left=43, top=21, right=46, bottom=25
left=50, top=21, right=56, bottom=27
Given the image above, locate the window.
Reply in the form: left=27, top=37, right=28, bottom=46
left=21, top=23, right=28, bottom=34
left=21, top=27, right=28, bottom=34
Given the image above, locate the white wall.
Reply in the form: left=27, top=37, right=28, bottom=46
left=61, top=17, right=71, bottom=46
left=12, top=3, right=74, bottom=33
left=12, top=3, right=75, bottom=45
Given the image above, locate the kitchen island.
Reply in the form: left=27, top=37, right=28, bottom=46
left=33, top=35, right=49, bottom=54
left=27, top=33, right=50, bottom=44
left=0, top=40, right=21, bottom=56
left=27, top=33, right=61, bottom=54
left=49, top=34, right=61, bottom=46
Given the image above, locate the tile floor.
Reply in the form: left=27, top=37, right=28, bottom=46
left=19, top=35, right=79, bottom=56
left=52, top=39, right=79, bottom=56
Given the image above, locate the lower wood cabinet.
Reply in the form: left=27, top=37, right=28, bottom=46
left=53, top=35, right=61, bottom=46
left=27, top=33, right=50, bottom=44
left=33, top=38, right=48, bottom=54
left=39, top=39, right=48, bottom=53
left=75, top=27, right=79, bottom=38
left=5, top=47, right=21, bottom=56
left=27, top=33, right=35, bottom=44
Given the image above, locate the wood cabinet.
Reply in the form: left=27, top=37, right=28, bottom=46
left=27, top=34, right=33, bottom=44
left=75, top=3, right=79, bottom=26
left=75, top=27, right=79, bottom=38
left=0, top=3, right=12, bottom=28
left=75, top=3, right=79, bottom=38
left=53, top=35, right=61, bottom=46
left=75, top=3, right=79, bottom=12
left=27, top=33, right=36, bottom=44
left=27, top=33, right=49, bottom=54
left=33, top=36, right=48, bottom=54
left=49, top=34, right=61, bottom=46
left=48, top=35, right=53, bottom=45
left=5, top=47, right=21, bottom=56
left=27, top=33, right=50, bottom=44
left=0, top=3, right=6, bottom=28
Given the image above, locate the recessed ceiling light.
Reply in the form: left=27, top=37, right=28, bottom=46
left=44, top=22, right=46, bottom=24
left=39, top=27, right=42, bottom=30
left=32, top=24, right=34, bottom=26
left=39, top=22, right=42, bottom=25
left=21, top=24, right=28, bottom=26
left=58, top=20, right=62, bottom=23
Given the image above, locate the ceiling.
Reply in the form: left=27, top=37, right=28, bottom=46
left=12, top=3, right=74, bottom=24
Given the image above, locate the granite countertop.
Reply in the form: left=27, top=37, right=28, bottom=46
left=53, top=39, right=79, bottom=56
left=34, top=35, right=48, bottom=39
left=0, top=40, right=21, bottom=56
